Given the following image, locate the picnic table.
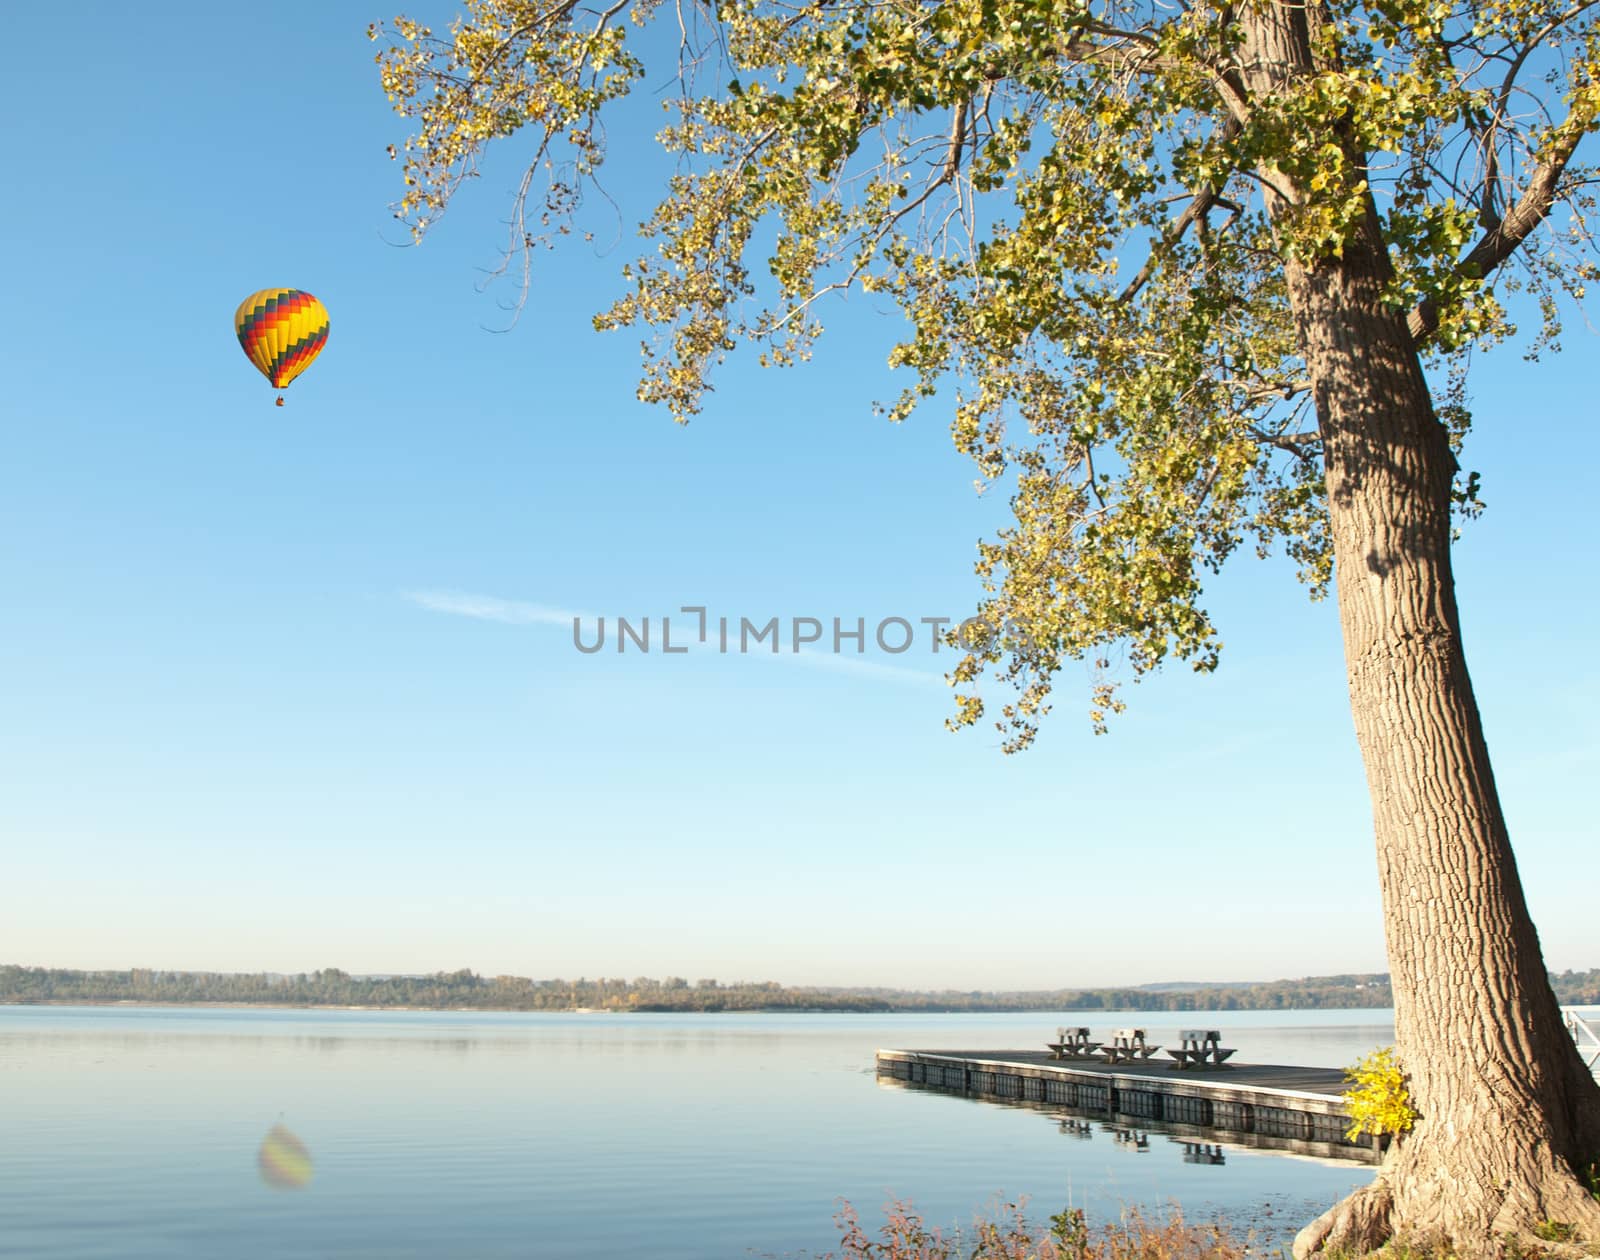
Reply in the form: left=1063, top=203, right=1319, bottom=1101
left=1165, top=1028, right=1236, bottom=1070
left=1098, top=1027, right=1161, bottom=1064
left=1046, top=1026, right=1101, bottom=1060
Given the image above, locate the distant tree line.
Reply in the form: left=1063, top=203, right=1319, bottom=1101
left=1, top=965, right=1594, bottom=1012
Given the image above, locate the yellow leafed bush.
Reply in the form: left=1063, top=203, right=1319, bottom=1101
left=1343, top=1046, right=1417, bottom=1143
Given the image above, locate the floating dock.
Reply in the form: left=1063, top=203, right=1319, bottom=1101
left=875, top=1048, right=1381, bottom=1163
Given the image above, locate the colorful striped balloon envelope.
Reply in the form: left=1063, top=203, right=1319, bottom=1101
left=235, top=288, right=330, bottom=406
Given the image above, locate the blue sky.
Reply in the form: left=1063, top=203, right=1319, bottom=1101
left=0, top=3, right=1594, bottom=989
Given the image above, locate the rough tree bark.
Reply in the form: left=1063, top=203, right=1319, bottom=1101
left=1289, top=209, right=1600, bottom=1255
left=1230, top=3, right=1600, bottom=1255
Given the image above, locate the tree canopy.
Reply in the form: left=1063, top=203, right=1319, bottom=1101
left=374, top=0, right=1597, bottom=741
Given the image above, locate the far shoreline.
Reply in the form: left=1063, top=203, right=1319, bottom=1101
left=6, top=965, right=1590, bottom=1014
left=0, top=997, right=1408, bottom=1015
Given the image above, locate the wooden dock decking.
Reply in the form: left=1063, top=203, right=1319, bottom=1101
left=876, top=1048, right=1381, bottom=1163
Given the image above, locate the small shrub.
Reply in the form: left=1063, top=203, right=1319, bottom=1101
left=1343, top=1046, right=1418, bottom=1143
left=825, top=1198, right=1029, bottom=1259
left=1049, top=1207, right=1090, bottom=1260
left=1534, top=1222, right=1577, bottom=1244
left=1499, top=1232, right=1534, bottom=1260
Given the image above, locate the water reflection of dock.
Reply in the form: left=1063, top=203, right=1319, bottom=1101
left=1181, top=1140, right=1227, bottom=1165
left=875, top=1048, right=1380, bottom=1163
left=1055, top=1116, right=1234, bottom=1164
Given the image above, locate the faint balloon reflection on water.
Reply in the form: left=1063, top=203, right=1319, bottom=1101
left=257, top=1122, right=313, bottom=1190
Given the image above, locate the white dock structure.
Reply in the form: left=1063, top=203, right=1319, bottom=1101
left=1565, top=1007, right=1600, bottom=1076
left=876, top=1047, right=1381, bottom=1162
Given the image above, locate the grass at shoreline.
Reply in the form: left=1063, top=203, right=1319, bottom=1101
left=806, top=1201, right=1600, bottom=1260
left=808, top=1201, right=1254, bottom=1260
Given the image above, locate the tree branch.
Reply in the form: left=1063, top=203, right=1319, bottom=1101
left=1056, top=32, right=1252, bottom=123
left=1408, top=107, right=1597, bottom=346
left=1250, top=423, right=1320, bottom=457
left=1119, top=118, right=1244, bottom=303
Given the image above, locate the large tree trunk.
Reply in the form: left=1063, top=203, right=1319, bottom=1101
left=1231, top=4, right=1600, bottom=1255
left=1286, top=214, right=1600, bottom=1256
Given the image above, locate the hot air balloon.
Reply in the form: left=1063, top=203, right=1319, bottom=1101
left=235, top=288, right=329, bottom=406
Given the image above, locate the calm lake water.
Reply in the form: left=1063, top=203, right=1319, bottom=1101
left=0, top=1006, right=1397, bottom=1259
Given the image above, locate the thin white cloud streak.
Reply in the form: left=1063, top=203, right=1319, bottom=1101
left=777, top=648, right=945, bottom=688
left=403, top=589, right=589, bottom=628
left=402, top=589, right=946, bottom=687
